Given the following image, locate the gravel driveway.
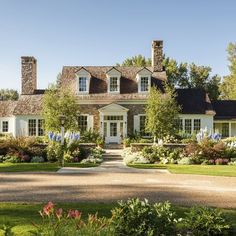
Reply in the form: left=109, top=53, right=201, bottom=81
left=0, top=163, right=236, bottom=208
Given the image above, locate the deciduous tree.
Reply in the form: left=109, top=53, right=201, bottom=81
left=0, top=89, right=19, bottom=101
left=145, top=85, right=180, bottom=142
left=42, top=85, right=79, bottom=132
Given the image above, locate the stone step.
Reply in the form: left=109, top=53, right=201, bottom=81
left=105, top=144, right=123, bottom=149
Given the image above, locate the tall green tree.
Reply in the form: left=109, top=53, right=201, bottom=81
left=145, top=85, right=180, bottom=142
left=220, top=42, right=236, bottom=99
left=117, top=55, right=220, bottom=100
left=117, top=55, right=151, bottom=67
left=42, top=85, right=79, bottom=132
left=0, top=89, right=19, bottom=101
left=163, top=58, right=221, bottom=100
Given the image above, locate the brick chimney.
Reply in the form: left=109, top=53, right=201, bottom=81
left=151, top=40, right=163, bottom=72
left=21, top=56, right=37, bottom=95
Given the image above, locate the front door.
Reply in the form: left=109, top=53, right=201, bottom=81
left=104, top=121, right=123, bottom=144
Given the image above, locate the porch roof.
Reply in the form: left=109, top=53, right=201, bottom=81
left=212, top=100, right=236, bottom=120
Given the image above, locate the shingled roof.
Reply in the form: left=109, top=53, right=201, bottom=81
left=0, top=101, right=18, bottom=117
left=212, top=100, right=236, bottom=120
left=176, top=88, right=215, bottom=115
left=61, top=66, right=167, bottom=94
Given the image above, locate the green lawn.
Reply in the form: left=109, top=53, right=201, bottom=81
left=0, top=162, right=99, bottom=172
left=0, top=202, right=235, bottom=235
left=128, top=164, right=236, bottom=177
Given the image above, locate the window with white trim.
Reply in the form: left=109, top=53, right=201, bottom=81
left=78, top=77, right=87, bottom=92
left=140, top=77, right=149, bottom=92
left=174, top=119, right=183, bottom=131
left=109, top=77, right=119, bottom=92
left=185, top=119, right=192, bottom=134
left=28, top=119, right=37, bottom=136
left=38, top=119, right=44, bottom=136
left=139, top=115, right=150, bottom=136
left=222, top=123, right=229, bottom=137
left=2, top=121, right=9, bottom=133
left=78, top=115, right=88, bottom=132
left=193, top=119, right=201, bottom=132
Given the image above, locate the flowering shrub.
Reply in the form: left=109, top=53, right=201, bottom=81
left=30, top=156, right=45, bottom=163
left=32, top=202, right=115, bottom=236
left=182, top=206, right=230, bottom=235
left=122, top=148, right=150, bottom=164
left=111, top=198, right=177, bottom=236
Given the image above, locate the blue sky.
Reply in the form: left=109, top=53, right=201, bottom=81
left=0, top=0, right=235, bottom=91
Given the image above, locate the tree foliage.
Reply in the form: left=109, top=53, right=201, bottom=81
left=0, top=89, right=19, bottom=101
left=220, top=42, right=236, bottom=99
left=145, top=85, right=180, bottom=141
left=117, top=55, right=220, bottom=100
left=117, top=55, right=151, bottom=67
left=42, top=85, right=80, bottom=132
left=163, top=58, right=221, bottom=100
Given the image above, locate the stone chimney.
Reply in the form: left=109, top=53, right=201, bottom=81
left=21, top=56, right=37, bottom=95
left=151, top=40, right=163, bottom=72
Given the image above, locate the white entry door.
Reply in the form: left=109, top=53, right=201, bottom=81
left=104, top=121, right=124, bottom=144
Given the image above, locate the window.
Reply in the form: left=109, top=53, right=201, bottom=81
left=193, top=119, right=201, bottom=132
left=2, top=121, right=8, bottom=133
left=185, top=119, right=192, bottom=134
left=174, top=119, right=183, bottom=131
left=28, top=119, right=37, bottom=136
left=222, top=123, right=229, bottom=137
left=38, top=119, right=44, bottom=136
left=78, top=77, right=87, bottom=92
left=139, top=115, right=150, bottom=136
left=104, top=115, right=123, bottom=121
left=140, top=77, right=149, bottom=92
left=109, top=77, right=118, bottom=92
left=78, top=115, right=88, bottom=132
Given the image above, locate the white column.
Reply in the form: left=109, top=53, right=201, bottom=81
left=124, top=113, right=128, bottom=137
left=100, top=114, right=104, bottom=136
left=229, top=122, right=232, bottom=137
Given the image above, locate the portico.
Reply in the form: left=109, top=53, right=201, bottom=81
left=98, top=103, right=128, bottom=144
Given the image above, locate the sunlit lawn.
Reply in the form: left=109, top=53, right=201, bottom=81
left=0, top=162, right=99, bottom=172
left=0, top=202, right=235, bottom=235
left=128, top=164, right=236, bottom=177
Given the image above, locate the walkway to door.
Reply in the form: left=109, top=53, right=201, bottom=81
left=58, top=148, right=169, bottom=174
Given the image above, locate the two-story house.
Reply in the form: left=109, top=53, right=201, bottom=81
left=0, top=40, right=236, bottom=143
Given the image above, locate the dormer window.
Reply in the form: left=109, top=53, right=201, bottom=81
left=79, top=77, right=87, bottom=92
left=106, top=67, right=121, bottom=94
left=140, top=77, right=149, bottom=92
left=136, top=68, right=152, bottom=93
left=76, top=68, right=91, bottom=94
left=110, top=77, right=119, bottom=92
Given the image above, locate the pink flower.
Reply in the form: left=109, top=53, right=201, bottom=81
left=67, top=209, right=81, bottom=219
left=56, top=208, right=63, bottom=219
left=43, top=202, right=54, bottom=216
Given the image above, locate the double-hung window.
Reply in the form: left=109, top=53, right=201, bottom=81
left=28, top=119, right=44, bottom=136
left=193, top=119, right=201, bottom=132
left=28, top=119, right=37, bottom=136
left=78, top=77, right=87, bottom=92
left=140, top=77, right=149, bottom=92
left=2, top=121, right=9, bottom=133
left=78, top=115, right=88, bottom=133
left=109, top=77, right=118, bottom=92
left=185, top=119, right=192, bottom=134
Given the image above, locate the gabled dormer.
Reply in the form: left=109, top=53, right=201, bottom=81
left=75, top=67, right=91, bottom=94
left=106, top=67, right=121, bottom=94
left=136, top=67, right=152, bottom=93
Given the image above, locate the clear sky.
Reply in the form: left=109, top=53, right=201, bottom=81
left=0, top=0, right=235, bottom=91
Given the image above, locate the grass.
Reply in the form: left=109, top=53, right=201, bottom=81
left=128, top=164, right=236, bottom=177
left=0, top=202, right=235, bottom=235
left=0, top=162, right=99, bottom=172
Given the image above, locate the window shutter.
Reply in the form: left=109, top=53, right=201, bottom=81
left=133, top=115, right=139, bottom=133
left=87, top=115, right=94, bottom=131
